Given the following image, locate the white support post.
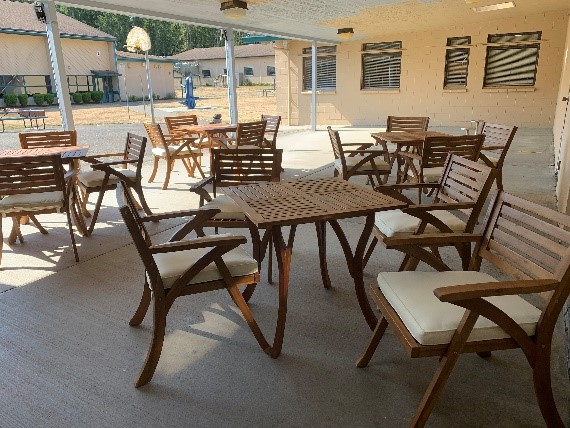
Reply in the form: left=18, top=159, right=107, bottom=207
left=42, top=0, right=74, bottom=130
left=145, top=51, right=156, bottom=124
left=224, top=28, right=238, bottom=124
left=311, top=40, right=317, bottom=132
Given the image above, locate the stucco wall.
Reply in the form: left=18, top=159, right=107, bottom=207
left=194, top=56, right=276, bottom=85
left=0, top=33, right=51, bottom=75
left=117, top=61, right=175, bottom=100
left=276, top=10, right=568, bottom=128
left=61, top=38, right=114, bottom=75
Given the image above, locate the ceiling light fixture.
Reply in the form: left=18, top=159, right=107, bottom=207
left=337, top=28, right=354, bottom=40
left=221, top=0, right=248, bottom=19
left=472, top=1, right=515, bottom=12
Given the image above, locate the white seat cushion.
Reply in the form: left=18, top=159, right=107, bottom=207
left=77, top=169, right=136, bottom=188
left=377, top=271, right=541, bottom=345
left=0, top=191, right=64, bottom=215
left=375, top=209, right=465, bottom=237
left=203, top=194, right=246, bottom=220
left=153, top=237, right=258, bottom=288
left=335, top=157, right=391, bottom=173
left=408, top=166, right=443, bottom=183
left=152, top=145, right=200, bottom=157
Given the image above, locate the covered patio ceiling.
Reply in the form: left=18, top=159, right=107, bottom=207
left=54, top=0, right=570, bottom=44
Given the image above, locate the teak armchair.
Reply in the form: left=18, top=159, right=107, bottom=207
left=364, top=155, right=495, bottom=271
left=357, top=191, right=570, bottom=427
left=387, top=116, right=430, bottom=132
left=261, top=114, right=281, bottom=149
left=164, top=114, right=198, bottom=133
left=0, top=154, right=79, bottom=265
left=19, top=130, right=77, bottom=149
left=117, top=183, right=270, bottom=387
left=77, top=133, right=151, bottom=235
left=144, top=122, right=204, bottom=190
left=478, top=123, right=518, bottom=190
left=328, top=126, right=391, bottom=187
left=399, top=134, right=484, bottom=185
left=231, top=120, right=267, bottom=149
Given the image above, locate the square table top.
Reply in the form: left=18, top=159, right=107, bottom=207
left=0, top=145, right=89, bottom=159
left=225, top=177, right=407, bottom=228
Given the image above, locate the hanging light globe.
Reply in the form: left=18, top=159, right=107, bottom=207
left=125, top=26, right=151, bottom=52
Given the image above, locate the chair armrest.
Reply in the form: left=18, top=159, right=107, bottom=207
left=344, top=149, right=388, bottom=155
left=434, top=279, right=559, bottom=303
left=403, top=201, right=475, bottom=213
left=141, top=208, right=220, bottom=222
left=481, top=145, right=504, bottom=151
left=82, top=152, right=125, bottom=163
left=377, top=182, right=438, bottom=191
left=373, top=186, right=414, bottom=204
left=189, top=176, right=215, bottom=204
left=90, top=159, right=136, bottom=169
left=386, top=232, right=482, bottom=248
left=150, top=234, right=247, bottom=254
left=63, top=169, right=77, bottom=182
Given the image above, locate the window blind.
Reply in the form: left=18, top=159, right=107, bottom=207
left=302, top=46, right=337, bottom=91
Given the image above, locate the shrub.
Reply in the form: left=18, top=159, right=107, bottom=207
left=45, top=93, right=55, bottom=105
left=91, top=91, right=104, bottom=103
left=128, top=95, right=142, bottom=102
left=4, top=93, right=17, bottom=107
left=72, top=92, right=83, bottom=104
left=163, top=92, right=176, bottom=100
left=17, top=94, right=28, bottom=107
left=81, top=92, right=92, bottom=103
left=33, top=93, right=45, bottom=106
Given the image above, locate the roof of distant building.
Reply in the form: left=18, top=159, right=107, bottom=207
left=0, top=0, right=115, bottom=40
left=169, top=44, right=275, bottom=61
left=116, top=51, right=178, bottom=63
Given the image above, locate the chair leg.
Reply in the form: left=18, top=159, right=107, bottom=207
left=496, top=170, right=504, bottom=191
left=226, top=285, right=271, bottom=355
left=315, top=222, right=331, bottom=289
left=533, top=343, right=565, bottom=427
left=162, top=160, right=174, bottom=190
left=148, top=157, right=159, bottom=183
left=8, top=217, right=23, bottom=244
left=65, top=209, right=79, bottom=262
left=356, top=316, right=388, bottom=368
left=267, top=234, right=273, bottom=285
left=79, top=188, right=92, bottom=218
left=29, top=215, right=48, bottom=235
left=130, top=281, right=152, bottom=326
left=132, top=184, right=153, bottom=215
left=363, top=236, right=378, bottom=269
left=86, top=188, right=107, bottom=236
left=134, top=296, right=166, bottom=388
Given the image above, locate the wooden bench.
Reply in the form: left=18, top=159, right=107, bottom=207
left=0, top=110, right=47, bottom=132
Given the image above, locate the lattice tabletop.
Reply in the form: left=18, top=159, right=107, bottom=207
left=0, top=146, right=89, bottom=159
left=226, top=177, right=406, bottom=227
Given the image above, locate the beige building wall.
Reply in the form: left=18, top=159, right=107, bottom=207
left=61, top=38, right=114, bottom=75
left=195, top=56, right=276, bottom=85
left=117, top=61, right=175, bottom=100
left=0, top=33, right=51, bottom=75
left=276, top=11, right=568, bottom=128
left=554, top=16, right=570, bottom=214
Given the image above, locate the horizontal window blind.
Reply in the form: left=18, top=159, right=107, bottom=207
left=362, top=52, right=401, bottom=89
left=484, top=31, right=541, bottom=87
left=444, top=37, right=470, bottom=88
left=302, top=46, right=337, bottom=91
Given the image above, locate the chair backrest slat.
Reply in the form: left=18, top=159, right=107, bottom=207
left=387, top=116, right=429, bottom=132
left=211, top=148, right=282, bottom=191
left=261, top=114, right=281, bottom=149
left=143, top=123, right=167, bottom=150
left=19, top=130, right=77, bottom=149
left=327, top=127, right=344, bottom=161
left=421, top=135, right=484, bottom=169
left=235, top=120, right=266, bottom=148
left=164, top=115, right=198, bottom=134
left=124, top=133, right=147, bottom=174
left=480, top=123, right=518, bottom=165
left=0, top=155, right=64, bottom=196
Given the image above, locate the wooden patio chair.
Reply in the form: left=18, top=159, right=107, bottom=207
left=478, top=123, right=518, bottom=190
left=190, top=148, right=283, bottom=282
left=0, top=154, right=79, bottom=265
left=225, top=120, right=267, bottom=149
left=144, top=122, right=204, bottom=190
left=328, top=126, right=391, bottom=187
left=399, top=134, right=484, bottom=185
left=164, top=114, right=198, bottom=133
left=357, top=191, right=570, bottom=427
left=77, top=133, right=151, bottom=235
left=385, top=116, right=431, bottom=163
left=261, top=114, right=281, bottom=149
left=117, top=182, right=270, bottom=387
left=364, top=155, right=495, bottom=271
left=19, top=130, right=77, bottom=149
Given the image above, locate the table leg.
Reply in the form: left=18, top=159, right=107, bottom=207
left=270, top=224, right=296, bottom=358
left=315, top=221, right=331, bottom=289
left=329, top=214, right=377, bottom=330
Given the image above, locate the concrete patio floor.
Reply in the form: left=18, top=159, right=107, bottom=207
left=0, top=124, right=568, bottom=427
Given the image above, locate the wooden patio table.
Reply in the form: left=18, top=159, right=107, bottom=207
left=0, top=145, right=90, bottom=236
left=371, top=130, right=450, bottom=182
left=179, top=123, right=237, bottom=162
left=225, top=177, right=407, bottom=357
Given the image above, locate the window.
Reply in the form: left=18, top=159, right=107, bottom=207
left=302, top=46, right=336, bottom=91
left=244, top=67, right=254, bottom=76
left=202, top=69, right=211, bottom=78
left=361, top=41, right=402, bottom=89
left=444, top=36, right=470, bottom=88
left=483, top=31, right=541, bottom=87
left=267, top=66, right=276, bottom=76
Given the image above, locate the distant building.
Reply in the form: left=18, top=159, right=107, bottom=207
left=170, top=44, right=275, bottom=86
left=0, top=0, right=120, bottom=103
left=116, top=51, right=177, bottom=100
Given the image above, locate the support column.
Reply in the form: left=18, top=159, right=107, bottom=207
left=311, top=40, right=317, bottom=132
left=42, top=0, right=74, bottom=130
left=224, top=28, right=238, bottom=124
left=145, top=51, right=156, bottom=124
